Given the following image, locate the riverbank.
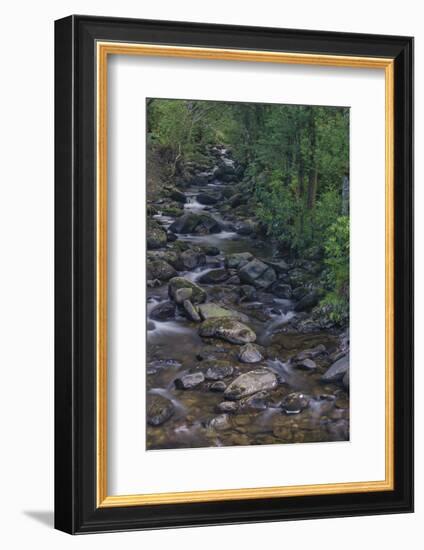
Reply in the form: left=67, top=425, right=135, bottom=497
left=146, top=144, right=349, bottom=450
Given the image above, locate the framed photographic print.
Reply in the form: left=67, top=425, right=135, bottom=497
left=54, top=15, right=414, bottom=533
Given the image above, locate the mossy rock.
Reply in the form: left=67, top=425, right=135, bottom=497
left=168, top=277, right=207, bottom=304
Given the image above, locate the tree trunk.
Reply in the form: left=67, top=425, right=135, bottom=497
left=306, top=109, right=317, bottom=209
left=342, top=173, right=349, bottom=215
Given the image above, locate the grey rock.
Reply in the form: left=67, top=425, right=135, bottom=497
left=295, top=344, right=326, bottom=361
left=281, top=392, right=310, bottom=414
left=239, top=285, right=257, bottom=302
left=239, top=390, right=270, bottom=411
left=150, top=300, right=176, bottom=321
left=174, top=287, right=193, bottom=304
left=294, top=290, right=320, bottom=312
left=271, top=282, right=292, bottom=299
left=238, top=343, right=263, bottom=364
left=235, top=220, right=257, bottom=236
left=198, top=268, right=230, bottom=284
left=204, top=361, right=234, bottom=380
left=198, top=303, right=246, bottom=321
left=147, top=219, right=167, bottom=250
left=175, top=372, right=205, bottom=389
left=199, top=318, right=256, bottom=345
left=146, top=259, right=177, bottom=281
left=197, top=192, right=220, bottom=205
left=165, top=186, right=187, bottom=203
left=226, top=252, right=254, bottom=269
left=294, top=358, right=317, bottom=371
left=209, top=414, right=231, bottom=431
left=180, top=248, right=206, bottom=270
left=216, top=401, right=238, bottom=413
left=169, top=212, right=221, bottom=235
left=183, top=299, right=201, bottom=322
left=209, top=381, right=227, bottom=392
left=322, top=355, right=349, bottom=382
left=224, top=368, right=277, bottom=400
left=168, top=277, right=206, bottom=304
left=147, top=394, right=175, bottom=426
left=239, top=258, right=277, bottom=289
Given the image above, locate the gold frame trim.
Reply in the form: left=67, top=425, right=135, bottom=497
left=96, top=42, right=395, bottom=508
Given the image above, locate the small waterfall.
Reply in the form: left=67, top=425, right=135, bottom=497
left=184, top=194, right=205, bottom=211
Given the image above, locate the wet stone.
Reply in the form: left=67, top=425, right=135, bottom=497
left=294, top=358, right=317, bottom=371
left=199, top=317, right=256, bottom=345
left=174, top=287, right=193, bottom=304
left=175, top=372, right=205, bottom=390
left=183, top=299, right=201, bottom=322
left=224, top=368, right=277, bottom=400
left=216, top=401, right=238, bottom=413
left=150, top=300, right=176, bottom=321
left=204, top=361, right=234, bottom=380
left=147, top=394, right=175, bottom=426
left=209, top=381, right=227, bottom=392
left=281, top=392, right=310, bottom=414
left=209, top=414, right=231, bottom=431
left=238, top=343, right=264, bottom=364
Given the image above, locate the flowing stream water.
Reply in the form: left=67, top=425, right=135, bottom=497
left=147, top=149, right=349, bottom=450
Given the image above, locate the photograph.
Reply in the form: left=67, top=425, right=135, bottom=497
left=146, top=98, right=350, bottom=450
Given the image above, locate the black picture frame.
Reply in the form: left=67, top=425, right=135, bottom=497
left=55, top=14, right=414, bottom=534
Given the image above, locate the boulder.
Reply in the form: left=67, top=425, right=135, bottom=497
left=216, top=401, right=238, bottom=413
left=294, top=358, right=317, bottom=371
left=292, top=286, right=309, bottom=301
left=180, top=248, right=206, bottom=270
left=190, top=171, right=214, bottom=185
left=224, top=368, right=277, bottom=400
left=174, top=287, right=193, bottom=304
left=150, top=300, right=176, bottom=321
left=147, top=219, right=167, bottom=250
left=197, top=303, right=246, bottom=321
left=169, top=212, right=221, bottom=235
left=201, top=245, right=220, bottom=256
left=168, top=277, right=206, bottom=304
left=146, top=259, right=177, bottom=281
left=239, top=258, right=277, bottom=289
left=147, top=249, right=180, bottom=269
left=239, top=285, right=257, bottom=302
left=239, top=390, right=270, bottom=411
left=295, top=344, right=326, bottom=361
left=238, top=343, right=263, bottom=363
left=281, top=392, right=310, bottom=414
left=204, top=360, right=234, bottom=380
left=229, top=193, right=245, bottom=208
left=183, top=299, right=201, bottom=322
left=198, top=268, right=230, bottom=284
left=165, top=186, right=187, bottom=204
left=199, top=318, right=256, bottom=344
left=265, top=259, right=290, bottom=274
left=175, top=372, right=205, bottom=390
left=225, top=252, right=254, bottom=270
left=210, top=381, right=227, bottom=392
left=235, top=220, right=257, bottom=236
left=197, top=192, right=220, bottom=205
left=209, top=414, right=231, bottom=431
left=147, top=394, right=175, bottom=426
left=322, top=355, right=349, bottom=382
left=271, top=282, right=292, bottom=299
left=294, top=290, right=320, bottom=312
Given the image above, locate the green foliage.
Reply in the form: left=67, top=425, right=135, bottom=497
left=320, top=215, right=350, bottom=322
left=147, top=98, right=350, bottom=323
